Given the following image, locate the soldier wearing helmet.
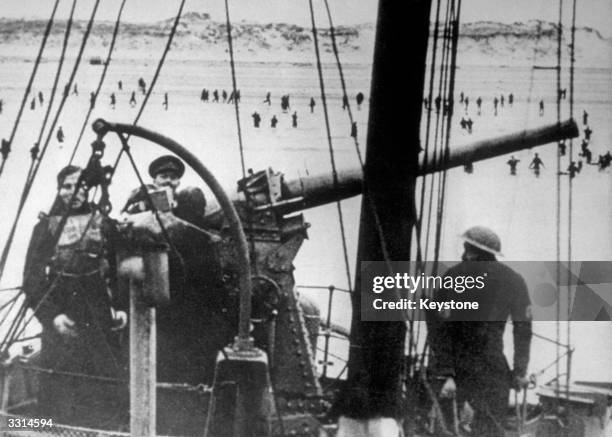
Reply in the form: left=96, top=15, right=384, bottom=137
left=428, top=226, right=532, bottom=437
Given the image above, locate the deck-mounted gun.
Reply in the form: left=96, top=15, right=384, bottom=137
left=206, top=119, right=578, bottom=434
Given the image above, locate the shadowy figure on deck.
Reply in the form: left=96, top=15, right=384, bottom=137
left=271, top=115, right=278, bottom=128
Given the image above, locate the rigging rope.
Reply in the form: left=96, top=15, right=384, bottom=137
left=308, top=0, right=353, bottom=293
left=554, top=0, right=563, bottom=409
left=0, top=0, right=78, bottom=286
left=68, top=0, right=128, bottom=166
left=423, top=0, right=453, bottom=264
left=0, top=0, right=61, bottom=180
left=223, top=0, right=247, bottom=181
left=566, top=0, right=578, bottom=406
left=321, top=0, right=395, bottom=290
left=110, top=0, right=186, bottom=172
left=416, top=0, right=443, bottom=266
left=433, top=0, right=461, bottom=266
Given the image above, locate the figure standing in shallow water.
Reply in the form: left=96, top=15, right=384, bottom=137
left=270, top=115, right=278, bottom=128
left=356, top=92, right=364, bottom=110
left=291, top=111, right=298, bottom=128
left=251, top=111, right=261, bottom=128
left=529, top=153, right=544, bottom=177
left=507, top=156, right=520, bottom=175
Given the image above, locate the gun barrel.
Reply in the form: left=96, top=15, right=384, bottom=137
left=278, top=119, right=578, bottom=211
left=418, top=118, right=578, bottom=175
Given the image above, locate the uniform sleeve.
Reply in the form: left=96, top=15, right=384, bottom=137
left=22, top=219, right=61, bottom=327
left=511, top=274, right=532, bottom=377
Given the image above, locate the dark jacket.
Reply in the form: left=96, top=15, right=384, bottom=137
left=429, top=261, right=532, bottom=382
left=22, top=202, right=123, bottom=376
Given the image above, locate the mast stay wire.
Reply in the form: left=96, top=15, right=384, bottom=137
left=27, top=0, right=100, bottom=187
left=424, top=0, right=453, bottom=265
left=68, top=0, right=129, bottom=166
left=320, top=0, right=396, bottom=294
left=408, top=0, right=445, bottom=364
left=417, top=0, right=460, bottom=372
left=566, top=0, right=578, bottom=407
left=308, top=0, right=353, bottom=293
left=0, top=0, right=79, bottom=286
left=416, top=0, right=443, bottom=268
left=554, top=0, right=563, bottom=410
left=432, top=0, right=461, bottom=267
left=223, top=0, right=247, bottom=182
left=223, top=0, right=261, bottom=277
left=0, top=0, right=61, bottom=181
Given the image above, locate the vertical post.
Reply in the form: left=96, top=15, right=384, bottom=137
left=130, top=279, right=156, bottom=437
left=128, top=249, right=169, bottom=437
left=333, top=0, right=432, bottom=423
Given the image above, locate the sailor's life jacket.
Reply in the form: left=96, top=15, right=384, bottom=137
left=46, top=211, right=109, bottom=276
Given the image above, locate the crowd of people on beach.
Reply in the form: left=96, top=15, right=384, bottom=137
left=5, top=79, right=610, bottom=179
left=423, top=90, right=610, bottom=178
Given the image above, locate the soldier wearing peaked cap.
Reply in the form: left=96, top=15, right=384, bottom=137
left=428, top=226, right=532, bottom=437
left=123, top=155, right=201, bottom=222
left=148, top=154, right=185, bottom=180
left=121, top=154, right=232, bottom=387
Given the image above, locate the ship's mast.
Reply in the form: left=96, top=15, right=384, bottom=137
left=333, top=0, right=432, bottom=421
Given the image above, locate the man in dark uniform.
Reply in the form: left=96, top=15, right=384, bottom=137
left=429, top=226, right=532, bottom=437
left=23, top=165, right=127, bottom=426
left=122, top=156, right=233, bottom=384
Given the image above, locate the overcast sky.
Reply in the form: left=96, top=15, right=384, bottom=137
left=1, top=0, right=610, bottom=36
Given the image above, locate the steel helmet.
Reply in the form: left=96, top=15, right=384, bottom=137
left=461, top=226, right=503, bottom=256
